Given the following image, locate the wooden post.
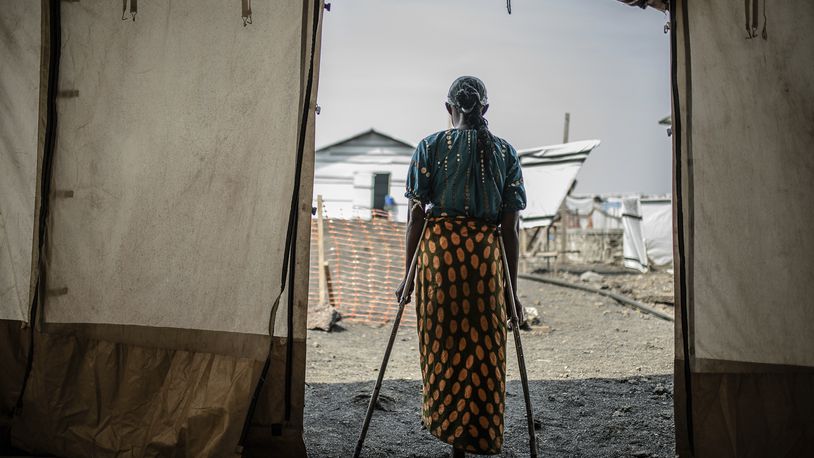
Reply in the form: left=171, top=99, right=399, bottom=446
left=317, top=194, right=327, bottom=305
left=545, top=226, right=551, bottom=271
left=556, top=202, right=568, bottom=274
left=519, top=227, right=528, bottom=274
left=563, top=112, right=570, bottom=143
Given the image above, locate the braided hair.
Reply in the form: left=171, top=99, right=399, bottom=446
left=447, top=76, right=493, bottom=178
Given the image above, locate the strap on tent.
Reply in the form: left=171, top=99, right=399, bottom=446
left=16, top=0, right=63, bottom=413
left=121, top=0, right=137, bottom=21
left=283, top=0, right=321, bottom=422
left=238, top=0, right=322, bottom=447
left=242, top=0, right=252, bottom=26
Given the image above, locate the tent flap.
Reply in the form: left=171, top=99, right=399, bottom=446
left=673, top=0, right=814, bottom=455
left=45, top=0, right=306, bottom=336
left=0, top=0, right=41, bottom=323
left=7, top=0, right=322, bottom=454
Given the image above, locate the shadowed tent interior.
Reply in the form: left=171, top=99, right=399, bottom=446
left=0, top=0, right=323, bottom=455
left=1, top=0, right=813, bottom=456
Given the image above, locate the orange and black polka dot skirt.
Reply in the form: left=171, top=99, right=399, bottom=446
left=416, top=217, right=507, bottom=455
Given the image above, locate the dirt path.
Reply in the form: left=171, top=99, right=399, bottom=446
left=304, top=278, right=675, bottom=457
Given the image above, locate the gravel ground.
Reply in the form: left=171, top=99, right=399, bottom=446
left=305, top=276, right=675, bottom=457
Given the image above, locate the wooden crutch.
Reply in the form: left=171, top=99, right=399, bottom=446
left=497, top=226, right=539, bottom=458
left=353, top=218, right=429, bottom=458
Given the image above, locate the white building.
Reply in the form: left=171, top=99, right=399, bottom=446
left=313, top=129, right=414, bottom=221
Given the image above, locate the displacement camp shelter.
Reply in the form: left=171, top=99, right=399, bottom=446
left=1, top=0, right=323, bottom=455
left=517, top=140, right=600, bottom=229
left=565, top=195, right=674, bottom=271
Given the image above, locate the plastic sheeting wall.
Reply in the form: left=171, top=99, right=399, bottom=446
left=673, top=0, right=814, bottom=455
left=640, top=199, right=672, bottom=267
left=0, top=0, right=40, bottom=323
left=622, top=197, right=647, bottom=272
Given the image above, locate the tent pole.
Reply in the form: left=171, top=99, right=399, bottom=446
left=562, top=112, right=570, bottom=143
left=353, top=218, right=428, bottom=458
left=498, top=228, right=539, bottom=458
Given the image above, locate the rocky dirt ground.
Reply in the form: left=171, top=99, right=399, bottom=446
left=544, top=265, right=675, bottom=319
left=304, top=274, right=675, bottom=457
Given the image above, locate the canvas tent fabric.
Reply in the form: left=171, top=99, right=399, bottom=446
left=519, top=140, right=600, bottom=228
left=46, top=0, right=305, bottom=335
left=0, top=0, right=41, bottom=435
left=1, top=0, right=323, bottom=455
left=672, top=0, right=814, bottom=456
left=0, top=0, right=39, bottom=324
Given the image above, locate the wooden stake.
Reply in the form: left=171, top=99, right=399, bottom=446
left=563, top=112, right=570, bottom=143
left=317, top=194, right=327, bottom=305
left=557, top=202, right=568, bottom=274
left=519, top=227, right=528, bottom=274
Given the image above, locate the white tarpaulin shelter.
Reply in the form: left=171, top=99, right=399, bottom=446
left=519, top=140, right=600, bottom=228
left=565, top=195, right=674, bottom=270
left=0, top=0, right=324, bottom=455
left=640, top=198, right=672, bottom=267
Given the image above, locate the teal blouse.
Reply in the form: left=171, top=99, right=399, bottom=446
left=405, top=129, right=526, bottom=223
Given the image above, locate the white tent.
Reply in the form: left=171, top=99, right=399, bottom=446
left=640, top=198, right=672, bottom=267
left=622, top=196, right=648, bottom=272
left=519, top=140, right=600, bottom=228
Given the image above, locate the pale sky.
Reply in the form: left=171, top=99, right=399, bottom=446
left=315, top=0, right=671, bottom=195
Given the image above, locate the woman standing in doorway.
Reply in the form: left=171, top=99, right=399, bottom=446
left=396, top=76, right=527, bottom=457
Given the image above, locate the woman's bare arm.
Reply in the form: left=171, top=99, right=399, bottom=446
left=396, top=199, right=426, bottom=301
left=500, top=210, right=523, bottom=317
